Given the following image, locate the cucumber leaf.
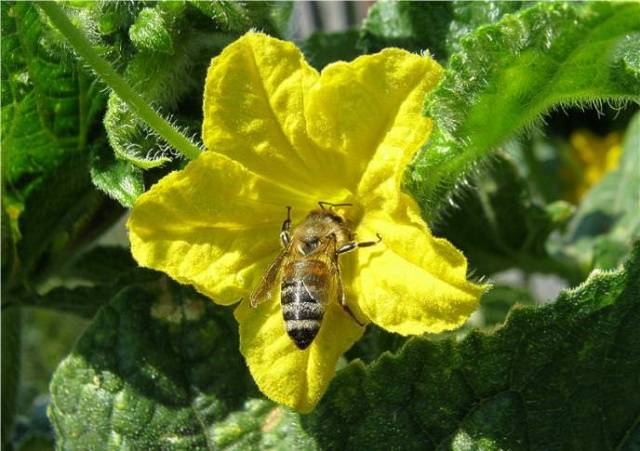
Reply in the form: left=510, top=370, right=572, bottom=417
left=359, top=1, right=525, bottom=62
left=49, top=284, right=257, bottom=449
left=304, top=245, right=640, bottom=450
left=71, top=1, right=291, bottom=170
left=213, top=399, right=316, bottom=450
left=359, top=1, right=453, bottom=61
left=1, top=3, right=124, bottom=276
left=89, top=139, right=144, bottom=208
left=408, top=2, right=640, bottom=220
left=14, top=246, right=159, bottom=318
left=49, top=245, right=640, bottom=449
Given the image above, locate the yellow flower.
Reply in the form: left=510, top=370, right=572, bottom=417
left=562, top=130, right=622, bottom=202
left=128, top=32, right=485, bottom=413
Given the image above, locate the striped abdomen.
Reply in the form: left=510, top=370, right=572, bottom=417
left=281, top=261, right=328, bottom=350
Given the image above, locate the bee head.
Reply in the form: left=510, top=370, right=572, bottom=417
left=307, top=209, right=344, bottom=224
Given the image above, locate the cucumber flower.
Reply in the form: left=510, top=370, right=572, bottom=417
left=128, top=32, right=485, bottom=413
left=562, top=130, right=622, bottom=202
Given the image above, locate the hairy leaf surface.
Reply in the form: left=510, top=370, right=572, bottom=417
left=213, top=399, right=316, bottom=450
left=408, top=2, right=640, bottom=219
left=1, top=3, right=124, bottom=275
left=1, top=3, right=104, bottom=195
left=90, top=1, right=290, bottom=170
left=304, top=246, right=640, bottom=450
left=359, top=1, right=525, bottom=62
left=49, top=285, right=257, bottom=449
left=49, top=246, right=640, bottom=449
left=359, top=1, right=453, bottom=61
left=89, top=140, right=144, bottom=208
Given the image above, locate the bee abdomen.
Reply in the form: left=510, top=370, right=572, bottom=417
left=281, top=281, right=324, bottom=349
left=285, top=320, right=321, bottom=350
left=282, top=301, right=323, bottom=320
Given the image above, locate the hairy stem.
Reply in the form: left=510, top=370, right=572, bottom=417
left=38, top=2, right=202, bottom=161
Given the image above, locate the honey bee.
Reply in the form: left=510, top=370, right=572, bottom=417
left=249, top=202, right=382, bottom=350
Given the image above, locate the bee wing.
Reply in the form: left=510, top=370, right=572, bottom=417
left=312, top=235, right=343, bottom=304
left=249, top=250, right=287, bottom=307
left=331, top=256, right=345, bottom=305
left=320, top=236, right=364, bottom=325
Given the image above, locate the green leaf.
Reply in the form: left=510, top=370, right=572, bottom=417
left=359, top=0, right=453, bottom=61
left=1, top=89, right=77, bottom=194
left=91, top=2, right=140, bottom=38
left=1, top=3, right=106, bottom=194
left=444, top=1, right=526, bottom=56
left=1, top=3, right=124, bottom=280
left=555, top=111, right=640, bottom=271
left=189, top=1, right=291, bottom=36
left=75, top=1, right=290, bottom=171
left=49, top=284, right=257, bottom=449
left=63, top=245, right=140, bottom=284
left=15, top=246, right=159, bottom=318
left=103, top=94, right=174, bottom=169
left=47, top=248, right=640, bottom=449
left=303, top=245, right=640, bottom=450
left=15, top=275, right=158, bottom=319
left=213, top=399, right=317, bottom=450
left=434, top=152, right=580, bottom=281
left=301, top=29, right=361, bottom=70
left=189, top=1, right=253, bottom=32
left=17, top=285, right=126, bottom=319
left=473, top=285, right=536, bottom=329
left=408, top=2, right=640, bottom=220
left=358, top=1, right=525, bottom=63
left=89, top=140, right=144, bottom=208
left=345, top=324, right=407, bottom=365
left=129, top=7, right=174, bottom=54
left=15, top=156, right=114, bottom=276
left=100, top=2, right=233, bottom=169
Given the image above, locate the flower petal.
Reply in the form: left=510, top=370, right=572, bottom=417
left=128, top=151, right=314, bottom=304
left=306, top=49, right=442, bottom=191
left=203, top=32, right=350, bottom=198
left=235, top=296, right=363, bottom=413
left=353, top=195, right=486, bottom=335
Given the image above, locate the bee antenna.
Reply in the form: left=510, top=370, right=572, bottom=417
left=318, top=201, right=353, bottom=210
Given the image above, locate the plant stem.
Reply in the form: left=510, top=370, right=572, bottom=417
left=38, top=2, right=202, bottom=161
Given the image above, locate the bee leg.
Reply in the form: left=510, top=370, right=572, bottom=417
left=280, top=206, right=292, bottom=247
left=336, top=233, right=383, bottom=254
left=341, top=303, right=365, bottom=326
left=318, top=201, right=353, bottom=210
left=335, top=266, right=365, bottom=326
